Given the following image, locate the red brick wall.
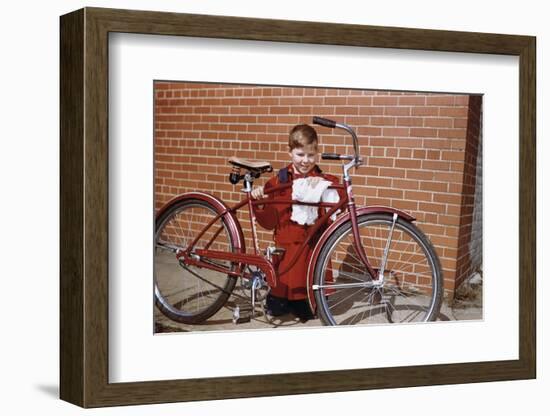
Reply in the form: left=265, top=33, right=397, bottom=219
left=154, top=81, right=482, bottom=299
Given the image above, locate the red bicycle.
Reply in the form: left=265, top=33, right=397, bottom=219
left=154, top=117, right=443, bottom=326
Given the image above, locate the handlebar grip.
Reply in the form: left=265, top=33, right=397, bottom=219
left=321, top=153, right=341, bottom=160
left=313, top=116, right=337, bottom=128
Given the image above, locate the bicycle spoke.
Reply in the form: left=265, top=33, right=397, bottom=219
left=383, top=284, right=429, bottom=311
left=354, top=290, right=379, bottom=324
left=345, top=227, right=383, bottom=266
left=327, top=285, right=367, bottom=311
left=392, top=270, right=432, bottom=281
left=356, top=226, right=384, bottom=264
left=381, top=287, right=429, bottom=322
left=391, top=261, right=426, bottom=277
left=171, top=210, right=189, bottom=247
left=391, top=240, right=426, bottom=267
left=335, top=271, right=372, bottom=283
left=181, top=265, right=232, bottom=294
left=339, top=235, right=369, bottom=273
left=156, top=240, right=183, bottom=253
left=342, top=290, right=370, bottom=325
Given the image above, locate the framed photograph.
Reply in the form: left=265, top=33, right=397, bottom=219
left=151, top=82, right=483, bottom=335
left=60, top=7, right=536, bottom=408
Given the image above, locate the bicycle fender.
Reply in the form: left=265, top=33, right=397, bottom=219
left=156, top=191, right=246, bottom=253
left=305, top=206, right=415, bottom=313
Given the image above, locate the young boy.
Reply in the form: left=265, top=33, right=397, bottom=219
left=251, top=124, right=340, bottom=321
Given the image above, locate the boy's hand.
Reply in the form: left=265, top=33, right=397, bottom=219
left=309, top=177, right=324, bottom=188
left=251, top=186, right=265, bottom=199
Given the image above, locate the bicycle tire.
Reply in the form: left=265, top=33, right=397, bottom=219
left=154, top=197, right=239, bottom=324
left=313, top=213, right=443, bottom=326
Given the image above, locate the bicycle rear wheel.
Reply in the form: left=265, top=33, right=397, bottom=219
left=313, top=213, right=443, bottom=326
left=154, top=197, right=239, bottom=325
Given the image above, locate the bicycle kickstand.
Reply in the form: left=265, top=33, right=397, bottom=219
left=232, top=275, right=264, bottom=324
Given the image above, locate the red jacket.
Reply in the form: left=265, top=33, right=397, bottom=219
left=254, top=164, right=342, bottom=300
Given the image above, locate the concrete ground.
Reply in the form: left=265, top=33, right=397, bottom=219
left=154, top=280, right=483, bottom=333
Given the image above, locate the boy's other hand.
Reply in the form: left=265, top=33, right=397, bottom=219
left=251, top=186, right=265, bottom=199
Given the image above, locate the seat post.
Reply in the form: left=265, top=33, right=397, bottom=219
left=242, top=172, right=254, bottom=194
left=243, top=172, right=261, bottom=255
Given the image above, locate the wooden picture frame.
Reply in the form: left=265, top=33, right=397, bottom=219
left=60, top=7, right=536, bottom=408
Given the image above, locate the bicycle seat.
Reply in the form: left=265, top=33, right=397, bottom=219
left=228, top=157, right=272, bottom=173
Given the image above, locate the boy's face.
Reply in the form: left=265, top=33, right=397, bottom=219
left=289, top=145, right=318, bottom=175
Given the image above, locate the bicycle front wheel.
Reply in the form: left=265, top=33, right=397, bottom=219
left=155, top=197, right=239, bottom=325
left=313, top=213, right=443, bottom=326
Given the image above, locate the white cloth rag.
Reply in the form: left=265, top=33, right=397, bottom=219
left=291, top=177, right=341, bottom=225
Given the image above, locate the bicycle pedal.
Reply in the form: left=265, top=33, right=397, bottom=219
left=234, top=314, right=252, bottom=324
left=232, top=304, right=254, bottom=324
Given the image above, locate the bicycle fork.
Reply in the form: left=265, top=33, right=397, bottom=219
left=345, top=179, right=398, bottom=284
left=345, top=176, right=377, bottom=280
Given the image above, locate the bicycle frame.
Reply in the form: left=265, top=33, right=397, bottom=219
left=176, top=174, right=388, bottom=290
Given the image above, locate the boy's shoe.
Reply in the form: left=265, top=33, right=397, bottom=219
left=265, top=294, right=290, bottom=317
left=288, top=299, right=315, bottom=322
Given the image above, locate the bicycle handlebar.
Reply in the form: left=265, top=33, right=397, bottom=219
left=321, top=153, right=355, bottom=161
left=321, top=153, right=341, bottom=160
left=313, top=116, right=361, bottom=167
left=312, top=116, right=336, bottom=128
